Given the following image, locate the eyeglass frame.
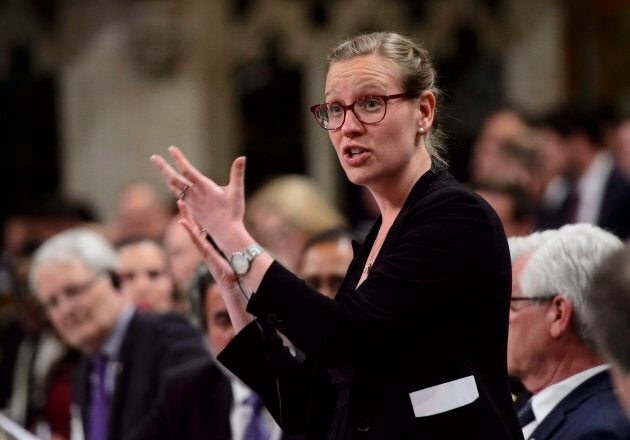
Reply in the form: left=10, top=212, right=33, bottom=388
left=509, top=295, right=556, bottom=311
left=41, top=270, right=107, bottom=313
left=309, top=93, right=410, bottom=130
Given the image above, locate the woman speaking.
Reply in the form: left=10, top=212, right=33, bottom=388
left=152, top=31, right=522, bottom=439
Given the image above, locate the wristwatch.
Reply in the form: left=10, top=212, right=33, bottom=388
left=230, top=244, right=264, bottom=276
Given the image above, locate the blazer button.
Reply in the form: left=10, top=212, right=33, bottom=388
left=266, top=313, right=278, bottom=324
left=275, top=320, right=286, bottom=331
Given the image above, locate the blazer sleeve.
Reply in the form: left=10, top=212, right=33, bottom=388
left=218, top=320, right=329, bottom=435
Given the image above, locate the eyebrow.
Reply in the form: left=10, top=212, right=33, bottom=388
left=324, top=83, right=388, bottom=100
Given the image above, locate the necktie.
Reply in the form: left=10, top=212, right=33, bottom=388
left=517, top=398, right=535, bottom=427
left=89, top=353, right=109, bottom=440
left=244, top=393, right=269, bottom=440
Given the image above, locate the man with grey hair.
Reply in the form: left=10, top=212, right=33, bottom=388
left=507, top=223, right=630, bottom=439
left=585, top=244, right=630, bottom=418
left=29, top=228, right=207, bottom=440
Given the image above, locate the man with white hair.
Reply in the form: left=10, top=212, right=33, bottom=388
left=586, top=244, right=630, bottom=418
left=29, top=228, right=207, bottom=440
left=507, top=224, right=630, bottom=439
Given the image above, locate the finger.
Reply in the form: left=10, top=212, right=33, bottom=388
left=150, top=153, right=191, bottom=194
left=180, top=217, right=231, bottom=280
left=228, top=156, right=246, bottom=201
left=168, top=146, right=214, bottom=188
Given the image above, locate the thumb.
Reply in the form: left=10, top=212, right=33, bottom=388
left=229, top=156, right=246, bottom=201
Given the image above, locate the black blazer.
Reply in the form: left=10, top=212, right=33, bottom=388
left=129, top=357, right=299, bottom=440
left=219, top=168, right=523, bottom=439
left=73, top=311, right=208, bottom=440
left=529, top=370, right=630, bottom=439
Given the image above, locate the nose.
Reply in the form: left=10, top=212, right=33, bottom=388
left=135, top=273, right=153, bottom=292
left=339, top=108, right=364, bottom=137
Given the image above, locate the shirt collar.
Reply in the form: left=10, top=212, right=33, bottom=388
left=531, top=364, right=609, bottom=423
left=100, top=305, right=135, bottom=359
left=231, top=378, right=253, bottom=405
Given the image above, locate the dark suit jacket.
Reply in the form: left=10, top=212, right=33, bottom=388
left=73, top=311, right=208, bottom=440
left=529, top=370, right=630, bottom=440
left=219, top=168, right=523, bottom=439
left=536, top=166, right=630, bottom=239
left=129, top=357, right=298, bottom=440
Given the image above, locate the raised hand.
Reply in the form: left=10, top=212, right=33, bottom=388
left=150, top=146, right=249, bottom=253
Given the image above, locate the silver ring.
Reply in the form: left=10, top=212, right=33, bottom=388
left=199, top=227, right=207, bottom=236
left=178, top=184, right=190, bottom=200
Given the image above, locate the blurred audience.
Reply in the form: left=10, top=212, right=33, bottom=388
left=245, top=175, right=347, bottom=270
left=585, top=244, right=630, bottom=418
left=473, top=181, right=536, bottom=237
left=116, top=237, right=178, bottom=313
left=469, top=108, right=537, bottom=188
left=297, top=228, right=357, bottom=299
left=507, top=224, right=630, bottom=439
left=162, top=215, right=203, bottom=295
left=113, top=182, right=172, bottom=242
left=131, top=267, right=286, bottom=440
left=535, top=106, right=630, bottom=239
left=29, top=228, right=207, bottom=439
left=610, top=115, right=630, bottom=178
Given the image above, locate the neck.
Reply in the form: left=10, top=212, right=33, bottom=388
left=370, top=152, right=432, bottom=221
left=523, top=340, right=603, bottom=394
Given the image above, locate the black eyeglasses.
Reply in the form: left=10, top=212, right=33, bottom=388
left=310, top=93, right=410, bottom=130
left=42, top=271, right=106, bottom=313
left=510, top=295, right=556, bottom=311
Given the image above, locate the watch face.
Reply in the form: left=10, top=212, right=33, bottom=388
left=230, top=253, right=249, bottom=275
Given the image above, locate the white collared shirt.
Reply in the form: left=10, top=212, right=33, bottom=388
left=230, top=380, right=282, bottom=440
left=522, top=365, right=610, bottom=439
left=575, top=152, right=613, bottom=224
left=98, top=305, right=135, bottom=394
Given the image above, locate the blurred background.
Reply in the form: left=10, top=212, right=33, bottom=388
left=0, top=1, right=630, bottom=437
left=1, top=0, right=628, bottom=234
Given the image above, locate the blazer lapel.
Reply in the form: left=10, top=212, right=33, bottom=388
left=106, top=312, right=138, bottom=440
left=73, top=358, right=91, bottom=438
left=529, top=370, right=611, bottom=440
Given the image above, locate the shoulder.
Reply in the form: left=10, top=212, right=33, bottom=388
left=131, top=312, right=202, bottom=341
left=162, top=358, right=227, bottom=394
left=556, top=371, right=630, bottom=435
left=407, top=170, right=495, bottom=220
left=399, top=170, right=506, bottom=249
left=124, top=312, right=207, bottom=363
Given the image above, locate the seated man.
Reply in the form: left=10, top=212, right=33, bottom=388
left=29, top=228, right=208, bottom=440
left=586, top=244, right=630, bottom=418
left=297, top=229, right=356, bottom=299
left=507, top=223, right=630, bottom=439
left=132, top=267, right=287, bottom=440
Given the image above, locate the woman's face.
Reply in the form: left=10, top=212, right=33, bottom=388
left=324, top=54, right=432, bottom=190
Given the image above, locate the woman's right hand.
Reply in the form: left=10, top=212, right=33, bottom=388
left=150, top=146, right=251, bottom=254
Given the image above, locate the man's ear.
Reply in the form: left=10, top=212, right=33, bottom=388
left=548, top=295, right=573, bottom=338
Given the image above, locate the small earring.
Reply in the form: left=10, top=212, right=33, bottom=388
left=418, top=127, right=425, bottom=134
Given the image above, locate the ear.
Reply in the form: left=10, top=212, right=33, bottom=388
left=417, top=90, right=436, bottom=131
left=548, top=295, right=573, bottom=338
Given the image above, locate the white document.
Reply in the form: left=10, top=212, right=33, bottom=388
left=409, top=375, right=479, bottom=417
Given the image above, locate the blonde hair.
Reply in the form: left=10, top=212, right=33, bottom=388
left=246, top=175, right=346, bottom=236
left=327, top=31, right=446, bottom=169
